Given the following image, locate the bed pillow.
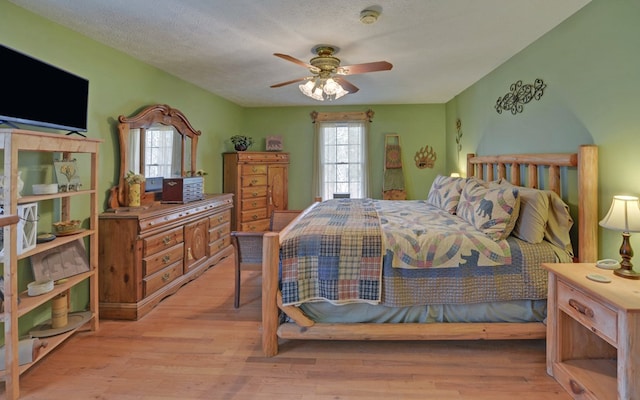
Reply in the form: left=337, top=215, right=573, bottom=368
left=544, top=190, right=574, bottom=258
left=456, top=178, right=521, bottom=240
left=490, top=180, right=550, bottom=244
left=427, top=175, right=466, bottom=214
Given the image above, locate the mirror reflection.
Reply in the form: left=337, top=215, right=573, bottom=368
left=128, top=127, right=192, bottom=178
left=112, top=104, right=200, bottom=208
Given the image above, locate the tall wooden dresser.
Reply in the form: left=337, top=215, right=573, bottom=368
left=223, top=152, right=289, bottom=231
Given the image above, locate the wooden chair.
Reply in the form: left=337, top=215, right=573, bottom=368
left=269, top=209, right=302, bottom=231
left=231, top=210, right=302, bottom=308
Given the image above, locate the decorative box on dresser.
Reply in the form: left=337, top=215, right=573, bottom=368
left=223, top=152, right=289, bottom=231
left=543, top=263, right=640, bottom=400
left=98, top=194, right=233, bottom=320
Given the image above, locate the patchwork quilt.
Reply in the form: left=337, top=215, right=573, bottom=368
left=280, top=199, right=567, bottom=307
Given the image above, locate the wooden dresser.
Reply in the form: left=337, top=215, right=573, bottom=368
left=223, top=152, right=289, bottom=231
left=98, top=194, right=233, bottom=320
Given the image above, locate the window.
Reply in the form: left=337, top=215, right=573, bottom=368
left=318, top=121, right=366, bottom=199
left=312, top=110, right=373, bottom=200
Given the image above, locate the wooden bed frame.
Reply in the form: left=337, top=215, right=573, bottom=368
left=261, top=145, right=598, bottom=356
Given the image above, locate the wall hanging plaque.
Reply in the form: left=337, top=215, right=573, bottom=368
left=414, top=145, right=437, bottom=169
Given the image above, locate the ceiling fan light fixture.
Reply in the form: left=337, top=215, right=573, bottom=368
left=333, top=85, right=349, bottom=100
left=299, top=76, right=349, bottom=101
left=299, top=80, right=315, bottom=97
left=323, top=78, right=340, bottom=95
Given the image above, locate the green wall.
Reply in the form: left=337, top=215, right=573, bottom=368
left=446, top=0, right=640, bottom=266
left=242, top=104, right=445, bottom=209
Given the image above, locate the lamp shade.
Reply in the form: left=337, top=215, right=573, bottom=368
left=599, top=195, right=640, bottom=232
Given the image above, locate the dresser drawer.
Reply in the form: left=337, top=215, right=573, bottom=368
left=240, top=219, right=270, bottom=232
left=242, top=174, right=267, bottom=187
left=241, top=186, right=267, bottom=199
left=209, top=222, right=230, bottom=242
left=241, top=164, right=267, bottom=175
left=241, top=197, right=267, bottom=211
left=209, top=210, right=231, bottom=228
left=209, top=235, right=231, bottom=255
left=557, top=280, right=618, bottom=345
left=241, top=207, right=268, bottom=223
left=143, top=243, right=184, bottom=276
left=143, top=226, right=184, bottom=256
left=143, top=262, right=183, bottom=297
left=235, top=152, right=289, bottom=163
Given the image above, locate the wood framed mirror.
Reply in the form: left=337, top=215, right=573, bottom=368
left=113, top=104, right=200, bottom=207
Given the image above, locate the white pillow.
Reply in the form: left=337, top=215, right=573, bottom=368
left=490, top=180, right=550, bottom=244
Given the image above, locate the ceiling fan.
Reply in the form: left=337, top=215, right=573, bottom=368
left=270, top=45, right=393, bottom=101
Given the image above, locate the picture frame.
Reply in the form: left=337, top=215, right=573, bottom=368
left=266, top=135, right=283, bottom=151
left=30, top=239, right=90, bottom=282
left=54, top=159, right=81, bottom=192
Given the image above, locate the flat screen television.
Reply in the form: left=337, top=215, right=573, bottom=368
left=0, top=44, right=89, bottom=132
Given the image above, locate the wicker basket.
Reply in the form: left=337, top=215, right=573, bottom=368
left=52, top=220, right=81, bottom=235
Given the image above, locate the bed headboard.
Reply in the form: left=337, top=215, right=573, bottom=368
left=466, top=144, right=598, bottom=263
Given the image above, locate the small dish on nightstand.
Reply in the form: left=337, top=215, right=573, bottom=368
left=596, top=259, right=620, bottom=270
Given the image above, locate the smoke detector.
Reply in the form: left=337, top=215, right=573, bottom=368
left=360, top=9, right=380, bottom=24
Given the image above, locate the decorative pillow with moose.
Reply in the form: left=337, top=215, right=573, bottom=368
left=456, top=178, right=521, bottom=240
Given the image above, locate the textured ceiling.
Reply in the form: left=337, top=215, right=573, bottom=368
left=10, top=0, right=591, bottom=107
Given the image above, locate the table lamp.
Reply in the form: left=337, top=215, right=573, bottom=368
left=599, top=195, right=640, bottom=279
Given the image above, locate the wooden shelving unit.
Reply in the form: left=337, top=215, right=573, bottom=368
left=0, top=129, right=102, bottom=399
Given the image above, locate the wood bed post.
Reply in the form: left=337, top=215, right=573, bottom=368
left=262, top=232, right=280, bottom=356
left=466, top=153, right=476, bottom=178
left=578, top=144, right=598, bottom=263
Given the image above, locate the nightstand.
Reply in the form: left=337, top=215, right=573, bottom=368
left=543, top=263, right=640, bottom=400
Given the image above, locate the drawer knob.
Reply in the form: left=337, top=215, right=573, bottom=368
left=250, top=179, right=258, bottom=185
left=569, top=379, right=584, bottom=394
left=568, top=298, right=594, bottom=318
left=252, top=214, right=258, bottom=220
left=162, top=272, right=171, bottom=282
left=252, top=167, right=258, bottom=172
left=162, top=236, right=172, bottom=245
left=162, top=255, right=171, bottom=264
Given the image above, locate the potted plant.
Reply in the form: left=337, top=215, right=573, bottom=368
left=230, top=135, right=254, bottom=151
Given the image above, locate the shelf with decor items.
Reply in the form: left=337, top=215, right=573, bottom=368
left=543, top=262, right=640, bottom=400
left=0, top=128, right=101, bottom=400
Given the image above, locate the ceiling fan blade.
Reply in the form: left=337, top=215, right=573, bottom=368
left=273, top=53, right=315, bottom=70
left=337, top=61, right=393, bottom=75
left=334, top=77, right=359, bottom=94
left=270, top=77, right=307, bottom=88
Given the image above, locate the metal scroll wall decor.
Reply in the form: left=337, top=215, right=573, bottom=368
left=414, top=144, right=437, bottom=169
left=495, top=78, right=546, bottom=115
left=455, top=118, right=463, bottom=163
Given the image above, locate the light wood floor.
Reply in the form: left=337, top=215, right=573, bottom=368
left=5, top=255, right=571, bottom=399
